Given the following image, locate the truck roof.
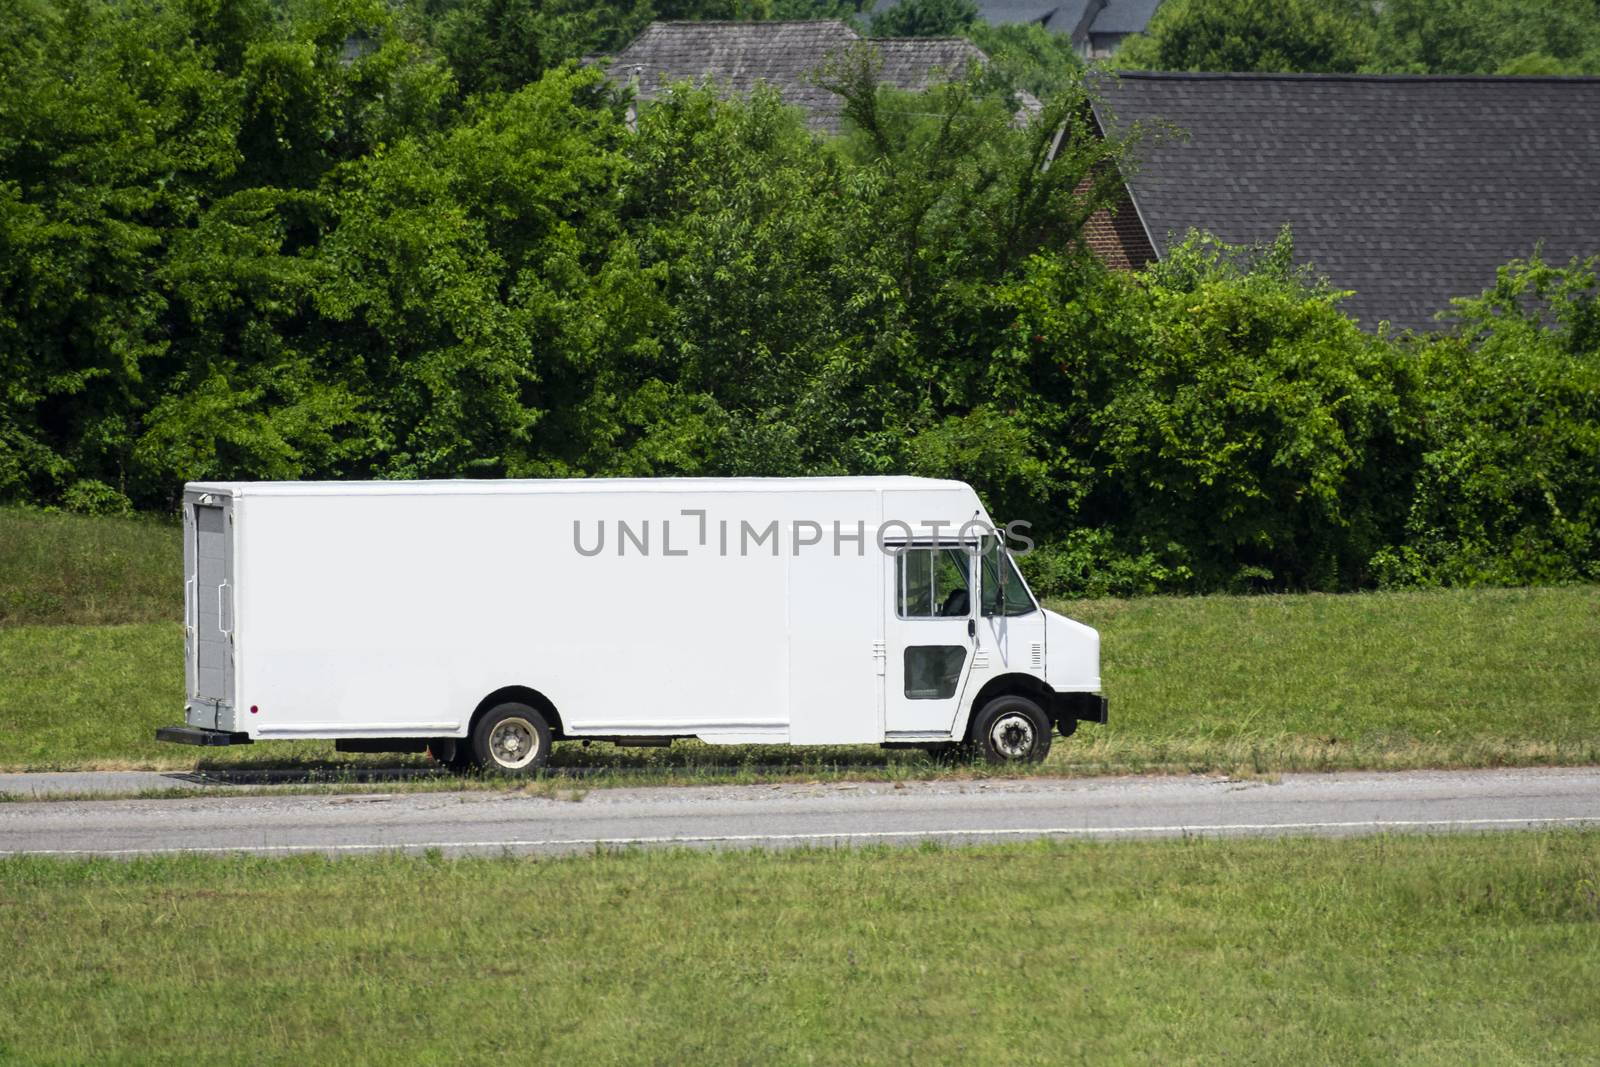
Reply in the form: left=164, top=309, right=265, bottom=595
left=184, top=476, right=974, bottom=498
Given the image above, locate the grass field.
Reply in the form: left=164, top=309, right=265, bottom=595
left=1, top=506, right=1597, bottom=777
left=0, top=507, right=179, bottom=626
left=1, top=832, right=1597, bottom=1064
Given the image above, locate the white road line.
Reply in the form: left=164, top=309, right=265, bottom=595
left=2, top=814, right=1596, bottom=857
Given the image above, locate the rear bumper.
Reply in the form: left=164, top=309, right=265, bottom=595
left=155, top=725, right=253, bottom=747
left=1050, top=691, right=1109, bottom=726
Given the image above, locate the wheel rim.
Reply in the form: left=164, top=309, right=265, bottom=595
left=488, top=716, right=540, bottom=770
left=989, top=712, right=1035, bottom=760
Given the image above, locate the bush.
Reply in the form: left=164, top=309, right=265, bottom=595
left=1001, top=229, right=1422, bottom=595
left=1374, top=255, right=1600, bottom=586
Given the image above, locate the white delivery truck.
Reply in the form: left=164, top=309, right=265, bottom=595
left=157, top=477, right=1106, bottom=771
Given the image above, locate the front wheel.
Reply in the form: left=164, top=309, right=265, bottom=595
left=471, top=702, right=553, bottom=775
left=972, top=695, right=1052, bottom=764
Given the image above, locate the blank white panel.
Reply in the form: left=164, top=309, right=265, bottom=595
left=785, top=543, right=881, bottom=745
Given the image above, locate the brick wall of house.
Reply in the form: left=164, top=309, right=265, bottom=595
left=1081, top=185, right=1157, bottom=271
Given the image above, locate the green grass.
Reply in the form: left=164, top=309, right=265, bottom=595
left=1, top=585, right=1595, bottom=776
left=1061, top=585, right=1600, bottom=771
left=0, top=506, right=179, bottom=626
left=1, top=833, right=1597, bottom=1064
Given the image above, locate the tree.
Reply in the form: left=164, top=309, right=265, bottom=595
left=815, top=45, right=1135, bottom=521
left=0, top=0, right=259, bottom=507
left=965, top=21, right=1084, bottom=100
left=1368, top=0, right=1600, bottom=75
left=869, top=0, right=977, bottom=38
left=1375, top=255, right=1600, bottom=585
left=1114, top=0, right=1374, bottom=73
left=1005, top=229, right=1419, bottom=593
left=1115, top=0, right=1600, bottom=76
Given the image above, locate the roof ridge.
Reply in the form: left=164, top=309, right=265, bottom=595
left=1109, top=69, right=1600, bottom=84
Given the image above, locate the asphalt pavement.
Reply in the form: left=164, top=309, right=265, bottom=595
left=0, top=767, right=1595, bottom=858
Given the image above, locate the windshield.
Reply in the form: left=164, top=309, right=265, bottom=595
left=979, top=543, right=1037, bottom=617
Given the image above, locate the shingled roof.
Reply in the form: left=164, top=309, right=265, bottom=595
left=1087, top=0, right=1163, bottom=35
left=877, top=1, right=1163, bottom=55
left=604, top=20, right=1035, bottom=133
left=1092, top=72, right=1600, bottom=332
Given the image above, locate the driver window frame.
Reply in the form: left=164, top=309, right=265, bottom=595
left=892, top=542, right=977, bottom=622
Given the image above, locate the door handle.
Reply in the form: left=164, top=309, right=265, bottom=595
left=967, top=618, right=976, bottom=639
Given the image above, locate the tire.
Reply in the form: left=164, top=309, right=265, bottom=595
left=972, top=695, right=1052, bottom=764
left=470, top=702, right=553, bottom=775
left=427, top=738, right=476, bottom=774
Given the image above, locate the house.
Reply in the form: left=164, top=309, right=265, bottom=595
left=599, top=20, right=1039, bottom=134
left=913, top=0, right=1163, bottom=59
left=1089, top=72, right=1600, bottom=331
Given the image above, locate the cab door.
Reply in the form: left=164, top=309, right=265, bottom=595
left=883, top=544, right=976, bottom=739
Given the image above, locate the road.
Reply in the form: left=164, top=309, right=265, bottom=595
left=0, top=767, right=1595, bottom=858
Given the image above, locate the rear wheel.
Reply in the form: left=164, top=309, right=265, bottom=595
left=972, top=695, right=1052, bottom=764
left=470, top=702, right=553, bottom=775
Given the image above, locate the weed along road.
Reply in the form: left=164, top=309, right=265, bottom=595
left=1, top=768, right=1596, bottom=858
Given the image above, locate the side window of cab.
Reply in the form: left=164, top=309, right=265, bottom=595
left=896, top=546, right=974, bottom=618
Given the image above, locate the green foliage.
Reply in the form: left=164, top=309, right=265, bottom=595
left=1, top=0, right=1597, bottom=597
left=1114, top=0, right=1375, bottom=74
left=309, top=66, right=642, bottom=479
left=770, top=0, right=869, bottom=19
left=965, top=21, right=1084, bottom=99
left=1375, top=256, right=1600, bottom=586
left=869, top=0, right=977, bottom=38
left=1115, top=0, right=1600, bottom=75
left=1369, top=0, right=1600, bottom=75
left=995, top=229, right=1416, bottom=593
left=0, top=0, right=463, bottom=506
left=1106, top=230, right=1416, bottom=591
left=621, top=83, right=866, bottom=476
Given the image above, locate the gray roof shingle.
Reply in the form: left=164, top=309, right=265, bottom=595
left=1092, top=72, right=1600, bottom=331
left=872, top=1, right=1163, bottom=41
left=1087, top=0, right=1163, bottom=35
left=876, top=37, right=993, bottom=88
left=972, top=0, right=1092, bottom=30
left=605, top=20, right=1035, bottom=133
